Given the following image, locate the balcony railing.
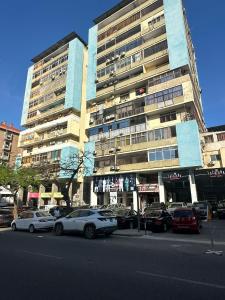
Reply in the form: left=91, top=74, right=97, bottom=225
left=89, top=123, right=147, bottom=142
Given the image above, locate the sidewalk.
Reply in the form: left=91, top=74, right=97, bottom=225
left=113, top=220, right=225, bottom=245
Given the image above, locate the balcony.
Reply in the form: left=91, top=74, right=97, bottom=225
left=95, top=159, right=179, bottom=175
left=96, top=63, right=170, bottom=99
left=144, top=96, right=185, bottom=115
left=96, top=137, right=177, bottom=157
left=2, top=144, right=11, bottom=151
left=4, top=133, right=13, bottom=141
left=26, top=104, right=65, bottom=124
left=28, top=94, right=66, bottom=114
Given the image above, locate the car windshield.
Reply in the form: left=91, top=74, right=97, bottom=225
left=218, top=202, right=225, bottom=208
left=193, top=202, right=206, bottom=209
left=169, top=203, right=183, bottom=208
left=98, top=210, right=114, bottom=217
left=146, top=210, right=161, bottom=217
left=116, top=209, right=129, bottom=216
left=174, top=210, right=193, bottom=217
left=36, top=212, right=51, bottom=217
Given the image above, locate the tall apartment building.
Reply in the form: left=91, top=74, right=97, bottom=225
left=0, top=121, right=21, bottom=166
left=86, top=0, right=205, bottom=208
left=195, top=125, right=225, bottom=202
left=19, top=32, right=88, bottom=207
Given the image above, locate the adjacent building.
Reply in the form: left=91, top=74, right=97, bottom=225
left=0, top=121, right=21, bottom=166
left=86, top=0, right=205, bottom=208
left=18, top=32, right=88, bottom=207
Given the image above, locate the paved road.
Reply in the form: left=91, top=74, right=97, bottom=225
left=1, top=229, right=225, bottom=300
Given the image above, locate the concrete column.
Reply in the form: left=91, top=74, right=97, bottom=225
left=90, top=180, right=97, bottom=206
left=189, top=170, right=198, bottom=203
left=133, top=191, right=139, bottom=211
left=158, top=172, right=166, bottom=203
left=79, top=182, right=84, bottom=206
left=51, top=182, right=58, bottom=205
left=38, top=184, right=45, bottom=208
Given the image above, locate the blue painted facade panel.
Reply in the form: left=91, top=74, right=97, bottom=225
left=86, top=25, right=98, bottom=101
left=65, top=38, right=84, bottom=111
left=163, top=0, right=190, bottom=69
left=59, top=146, right=79, bottom=179
left=84, top=142, right=95, bottom=176
left=176, top=120, right=203, bottom=168
left=21, top=65, right=34, bottom=126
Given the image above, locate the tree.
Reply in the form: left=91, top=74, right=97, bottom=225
left=0, top=164, right=40, bottom=217
left=38, top=150, right=94, bottom=208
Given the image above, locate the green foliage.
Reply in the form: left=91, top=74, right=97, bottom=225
left=0, top=165, right=40, bottom=194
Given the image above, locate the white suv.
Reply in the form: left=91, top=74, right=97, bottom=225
left=54, top=209, right=117, bottom=239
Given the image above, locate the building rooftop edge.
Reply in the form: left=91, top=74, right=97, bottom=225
left=31, top=32, right=87, bottom=63
left=0, top=122, right=20, bottom=134
left=207, top=125, right=225, bottom=133
left=93, top=0, right=135, bottom=24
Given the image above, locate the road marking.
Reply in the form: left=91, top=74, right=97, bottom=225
left=140, top=235, right=225, bottom=246
left=21, top=250, right=63, bottom=260
left=136, top=271, right=225, bottom=290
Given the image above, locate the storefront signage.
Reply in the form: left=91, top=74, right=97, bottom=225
left=40, top=193, right=52, bottom=199
left=137, top=184, right=159, bottom=193
left=195, top=168, right=225, bottom=179
left=53, top=192, right=63, bottom=198
left=110, top=192, right=117, bottom=204
left=162, top=171, right=189, bottom=182
left=28, top=192, right=39, bottom=199
left=93, top=174, right=136, bottom=193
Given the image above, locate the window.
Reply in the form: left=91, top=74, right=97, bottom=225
left=144, top=40, right=167, bottom=58
left=141, top=0, right=163, bottom=17
left=145, top=86, right=183, bottom=105
left=217, top=133, right=225, bottom=141
left=148, top=146, right=178, bottom=161
left=210, top=154, right=221, bottom=162
left=160, top=111, right=177, bottom=123
left=98, top=12, right=140, bottom=42
left=204, top=135, right=214, bottom=144
left=69, top=210, right=81, bottom=218
left=78, top=210, right=94, bottom=217
left=149, top=69, right=183, bottom=87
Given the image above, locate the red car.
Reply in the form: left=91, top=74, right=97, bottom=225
left=172, top=208, right=201, bottom=233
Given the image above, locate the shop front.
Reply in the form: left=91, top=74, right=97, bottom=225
left=93, top=174, right=136, bottom=207
left=195, top=168, right=225, bottom=202
left=162, top=170, right=191, bottom=203
left=28, top=192, right=40, bottom=208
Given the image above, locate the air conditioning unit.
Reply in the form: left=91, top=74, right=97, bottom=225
left=109, top=148, right=115, bottom=153
left=95, top=78, right=99, bottom=84
left=115, top=166, right=120, bottom=171
left=93, top=167, right=98, bottom=173
left=115, top=54, right=120, bottom=60
left=106, top=59, right=111, bottom=65
left=208, top=161, right=215, bottom=167
left=110, top=95, right=115, bottom=100
left=111, top=56, right=115, bottom=61
left=51, top=75, right=55, bottom=80
left=120, top=52, right=126, bottom=58
left=116, top=147, right=121, bottom=152
left=93, top=151, right=97, bottom=156
left=110, top=166, right=115, bottom=171
left=109, top=71, right=115, bottom=77
left=89, top=118, right=94, bottom=125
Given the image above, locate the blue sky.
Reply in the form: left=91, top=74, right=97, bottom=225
left=0, top=0, right=224, bottom=129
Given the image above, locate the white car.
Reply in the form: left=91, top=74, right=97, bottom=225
left=11, top=211, right=55, bottom=233
left=167, top=202, right=187, bottom=215
left=54, top=209, right=117, bottom=239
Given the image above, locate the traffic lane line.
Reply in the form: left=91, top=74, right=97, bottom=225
left=136, top=271, right=225, bottom=290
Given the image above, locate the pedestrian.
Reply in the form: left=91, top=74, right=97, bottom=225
left=54, top=207, right=61, bottom=219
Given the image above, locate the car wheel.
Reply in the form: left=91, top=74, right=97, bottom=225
left=84, top=225, right=96, bottom=239
left=163, top=223, right=167, bottom=232
left=29, top=224, right=35, bottom=233
left=55, top=223, right=64, bottom=236
left=11, top=223, right=17, bottom=231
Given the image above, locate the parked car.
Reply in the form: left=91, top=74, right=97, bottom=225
left=0, top=208, right=14, bottom=227
left=167, top=202, right=187, bottom=216
left=54, top=209, right=117, bottom=239
left=114, top=209, right=138, bottom=229
left=11, top=211, right=55, bottom=233
left=172, top=208, right=201, bottom=233
left=193, top=201, right=212, bottom=220
left=141, top=209, right=172, bottom=232
left=144, top=202, right=166, bottom=213
left=217, top=201, right=225, bottom=219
